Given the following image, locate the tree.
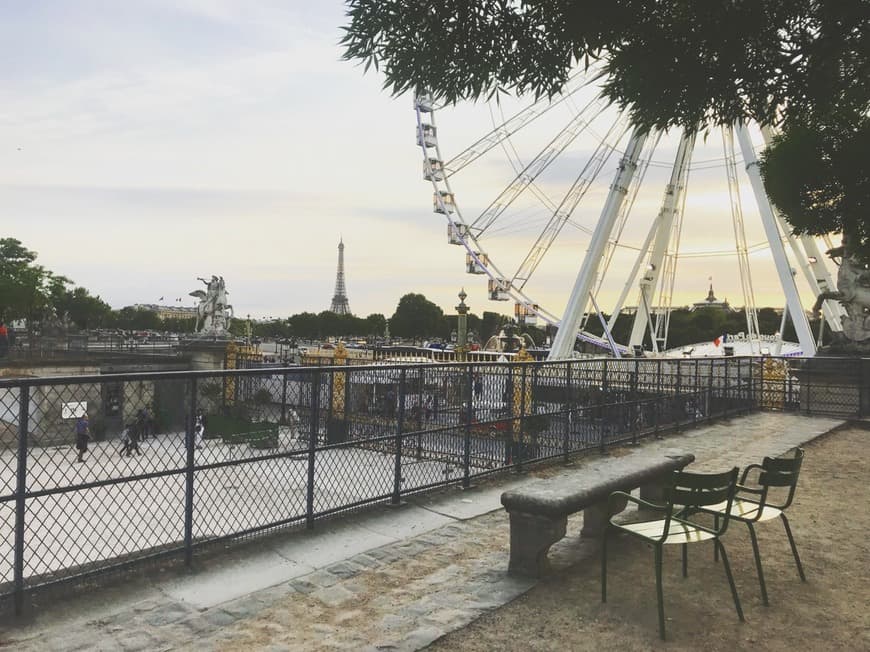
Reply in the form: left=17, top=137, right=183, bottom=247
left=364, top=312, right=387, bottom=336
left=49, top=284, right=112, bottom=331
left=390, top=293, right=444, bottom=339
left=761, top=117, right=870, bottom=259
left=343, top=1, right=864, bottom=129
left=343, top=1, right=868, bottom=252
left=288, top=312, right=321, bottom=339
left=162, top=316, right=196, bottom=333
left=480, top=311, right=503, bottom=344
left=108, top=307, right=162, bottom=331
left=0, top=238, right=63, bottom=336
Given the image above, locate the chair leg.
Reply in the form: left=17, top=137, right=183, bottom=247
left=716, top=539, right=745, bottom=622
left=655, top=545, right=666, bottom=640
left=601, top=526, right=609, bottom=603
left=682, top=542, right=688, bottom=578
left=713, top=514, right=720, bottom=562
left=745, top=522, right=769, bottom=606
left=780, top=513, right=806, bottom=582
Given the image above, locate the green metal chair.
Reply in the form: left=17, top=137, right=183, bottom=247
left=703, top=448, right=806, bottom=606
left=601, top=467, right=744, bottom=640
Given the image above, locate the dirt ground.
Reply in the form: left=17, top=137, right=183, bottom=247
left=429, top=425, right=870, bottom=652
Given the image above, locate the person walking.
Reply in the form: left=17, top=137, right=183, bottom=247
left=74, top=412, right=90, bottom=463
left=118, top=421, right=141, bottom=457
left=193, top=409, right=206, bottom=450
left=135, top=408, right=148, bottom=441
left=0, top=321, right=9, bottom=358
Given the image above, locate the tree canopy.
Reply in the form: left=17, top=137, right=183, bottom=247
left=390, top=293, right=445, bottom=338
left=342, top=0, right=866, bottom=130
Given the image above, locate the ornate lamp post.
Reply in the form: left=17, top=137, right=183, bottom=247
left=455, top=288, right=469, bottom=361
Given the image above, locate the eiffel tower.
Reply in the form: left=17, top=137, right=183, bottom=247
left=330, top=238, right=351, bottom=315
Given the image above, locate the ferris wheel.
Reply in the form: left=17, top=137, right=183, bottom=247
left=413, top=73, right=846, bottom=359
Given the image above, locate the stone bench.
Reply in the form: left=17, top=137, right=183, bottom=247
left=500, top=452, right=695, bottom=577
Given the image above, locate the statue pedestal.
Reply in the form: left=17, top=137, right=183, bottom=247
left=179, top=338, right=233, bottom=371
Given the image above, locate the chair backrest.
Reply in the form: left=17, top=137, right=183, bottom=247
left=759, top=448, right=804, bottom=509
left=666, top=467, right=739, bottom=536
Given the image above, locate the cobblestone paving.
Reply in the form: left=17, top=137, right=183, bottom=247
left=6, top=413, right=841, bottom=652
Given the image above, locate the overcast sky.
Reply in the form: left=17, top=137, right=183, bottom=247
left=2, top=1, right=830, bottom=323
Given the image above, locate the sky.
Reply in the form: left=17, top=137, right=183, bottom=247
left=1, top=1, right=832, bottom=324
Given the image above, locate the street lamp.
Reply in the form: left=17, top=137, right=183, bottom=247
left=455, top=288, right=469, bottom=361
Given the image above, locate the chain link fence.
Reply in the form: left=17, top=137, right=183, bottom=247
left=0, top=355, right=865, bottom=612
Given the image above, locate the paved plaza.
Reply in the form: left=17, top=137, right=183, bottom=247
left=4, top=412, right=842, bottom=651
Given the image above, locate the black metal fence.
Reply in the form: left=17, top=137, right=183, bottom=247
left=0, top=354, right=866, bottom=612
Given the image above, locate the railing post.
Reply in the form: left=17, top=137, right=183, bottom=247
left=708, top=359, right=715, bottom=419
left=563, top=361, right=572, bottom=463
left=675, top=360, right=683, bottom=429
left=392, top=369, right=406, bottom=505
left=462, top=364, right=473, bottom=489
left=504, top=365, right=514, bottom=467
left=13, top=384, right=30, bottom=616
left=184, top=377, right=197, bottom=567
left=805, top=357, right=813, bottom=414
left=519, top=365, right=529, bottom=468
left=654, top=359, right=662, bottom=435
left=280, top=372, right=288, bottom=424
left=860, top=358, right=868, bottom=418
left=306, top=369, right=320, bottom=528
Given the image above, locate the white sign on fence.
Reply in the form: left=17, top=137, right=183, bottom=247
left=62, top=401, right=88, bottom=419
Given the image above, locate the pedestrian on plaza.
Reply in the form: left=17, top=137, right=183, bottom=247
left=118, top=421, right=140, bottom=457
left=145, top=405, right=154, bottom=438
left=0, top=321, right=8, bottom=358
left=135, top=408, right=148, bottom=441
left=193, top=409, right=206, bottom=449
left=74, top=412, right=90, bottom=463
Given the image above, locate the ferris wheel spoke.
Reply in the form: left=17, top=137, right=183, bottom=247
left=471, top=95, right=610, bottom=235
left=723, top=126, right=761, bottom=349
left=511, top=118, right=628, bottom=289
left=444, top=71, right=598, bottom=177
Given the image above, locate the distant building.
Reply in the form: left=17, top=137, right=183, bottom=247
left=131, top=304, right=198, bottom=321
left=690, top=283, right=732, bottom=312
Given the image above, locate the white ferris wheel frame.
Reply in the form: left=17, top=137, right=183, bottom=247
left=414, top=87, right=844, bottom=359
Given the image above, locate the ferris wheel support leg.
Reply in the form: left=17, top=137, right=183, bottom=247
left=548, top=129, right=649, bottom=360
left=628, top=131, right=695, bottom=349
left=759, top=127, right=845, bottom=332
left=735, top=124, right=817, bottom=356
left=607, top=220, right=657, bottom=333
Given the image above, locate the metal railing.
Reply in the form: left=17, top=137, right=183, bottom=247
left=2, top=334, right=179, bottom=361
left=0, top=354, right=865, bottom=612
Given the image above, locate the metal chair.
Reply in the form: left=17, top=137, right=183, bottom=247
left=704, top=448, right=806, bottom=606
left=601, top=467, right=744, bottom=640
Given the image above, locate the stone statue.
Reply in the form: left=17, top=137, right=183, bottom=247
left=813, top=243, right=870, bottom=349
left=189, top=275, right=234, bottom=334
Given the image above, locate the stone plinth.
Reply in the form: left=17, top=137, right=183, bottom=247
left=179, top=339, right=233, bottom=371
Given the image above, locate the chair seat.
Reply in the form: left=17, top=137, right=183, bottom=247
left=614, top=518, right=716, bottom=545
left=704, top=498, right=782, bottom=523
